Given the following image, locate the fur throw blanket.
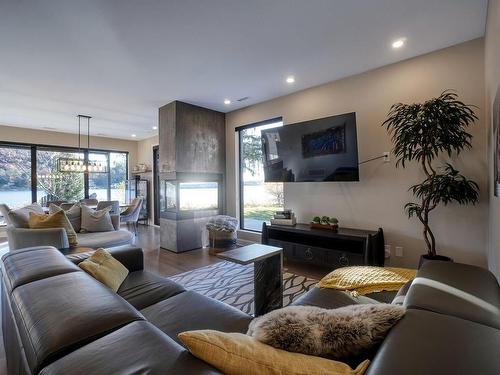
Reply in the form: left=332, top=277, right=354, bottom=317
left=247, top=304, right=405, bottom=359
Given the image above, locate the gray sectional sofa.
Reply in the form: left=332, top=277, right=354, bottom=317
left=2, top=245, right=499, bottom=374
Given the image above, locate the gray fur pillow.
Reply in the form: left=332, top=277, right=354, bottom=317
left=247, top=304, right=405, bottom=359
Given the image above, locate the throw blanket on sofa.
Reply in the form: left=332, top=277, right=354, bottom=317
left=318, top=266, right=417, bottom=296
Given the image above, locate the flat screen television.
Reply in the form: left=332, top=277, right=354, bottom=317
left=261, top=112, right=359, bottom=182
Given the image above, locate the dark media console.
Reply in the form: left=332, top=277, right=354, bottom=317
left=261, top=223, right=384, bottom=269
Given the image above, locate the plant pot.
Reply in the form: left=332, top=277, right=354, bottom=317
left=418, top=254, right=453, bottom=269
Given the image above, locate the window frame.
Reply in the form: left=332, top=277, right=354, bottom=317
left=0, top=140, right=128, bottom=211
left=236, top=117, right=283, bottom=232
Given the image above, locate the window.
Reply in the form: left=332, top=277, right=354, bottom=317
left=88, top=152, right=110, bottom=201
left=0, top=145, right=32, bottom=225
left=110, top=152, right=127, bottom=204
left=238, top=118, right=284, bottom=231
left=36, top=148, right=85, bottom=205
left=0, top=142, right=128, bottom=226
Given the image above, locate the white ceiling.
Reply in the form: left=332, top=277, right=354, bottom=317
left=0, top=0, right=487, bottom=140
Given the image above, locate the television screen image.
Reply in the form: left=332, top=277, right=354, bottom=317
left=261, top=112, right=359, bottom=182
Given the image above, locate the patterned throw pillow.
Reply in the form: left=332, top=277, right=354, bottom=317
left=80, top=205, right=114, bottom=233
left=28, top=210, right=78, bottom=246
left=247, top=304, right=405, bottom=360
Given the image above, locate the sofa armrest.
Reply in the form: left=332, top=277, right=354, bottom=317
left=66, top=246, right=144, bottom=272
left=6, top=226, right=69, bottom=251
left=111, top=214, right=120, bottom=231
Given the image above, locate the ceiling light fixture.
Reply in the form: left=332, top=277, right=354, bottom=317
left=152, top=126, right=158, bottom=130
left=286, top=76, right=295, bottom=84
left=224, top=99, right=231, bottom=105
left=57, top=115, right=108, bottom=173
left=392, top=38, right=406, bottom=49
left=131, top=134, right=137, bottom=138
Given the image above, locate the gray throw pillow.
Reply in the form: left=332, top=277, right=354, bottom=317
left=49, top=203, right=81, bottom=232
left=7, top=203, right=45, bottom=228
left=80, top=205, right=114, bottom=233
left=247, top=304, right=405, bottom=360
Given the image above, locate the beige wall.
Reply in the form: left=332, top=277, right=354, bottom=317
left=226, top=39, right=488, bottom=268
left=0, top=124, right=138, bottom=172
left=485, top=0, right=500, bottom=278
left=136, top=135, right=159, bottom=224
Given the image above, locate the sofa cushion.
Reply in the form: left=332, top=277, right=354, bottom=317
left=79, top=249, right=129, bottom=292
left=76, top=229, right=133, bottom=248
left=11, top=272, right=144, bottom=373
left=49, top=203, right=81, bottom=232
left=39, top=321, right=220, bottom=375
left=1, top=246, right=81, bottom=292
left=365, top=309, right=500, bottom=375
left=141, top=291, right=252, bottom=345
left=405, top=261, right=500, bottom=329
left=7, top=203, right=45, bottom=228
left=292, top=287, right=382, bottom=309
left=29, top=210, right=78, bottom=246
left=118, top=270, right=185, bottom=310
left=179, top=330, right=369, bottom=375
left=80, top=205, right=114, bottom=233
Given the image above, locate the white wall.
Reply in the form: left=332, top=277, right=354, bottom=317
left=226, top=39, right=488, bottom=268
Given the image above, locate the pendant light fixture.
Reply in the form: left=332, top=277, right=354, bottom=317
left=57, top=115, right=108, bottom=173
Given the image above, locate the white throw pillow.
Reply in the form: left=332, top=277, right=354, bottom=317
left=80, top=205, right=114, bottom=233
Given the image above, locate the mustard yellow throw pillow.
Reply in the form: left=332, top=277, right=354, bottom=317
left=29, top=210, right=78, bottom=246
left=78, top=248, right=129, bottom=292
left=318, top=266, right=417, bottom=296
left=178, top=330, right=369, bottom=375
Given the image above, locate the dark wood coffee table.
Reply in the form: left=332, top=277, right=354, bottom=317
left=217, top=244, right=283, bottom=316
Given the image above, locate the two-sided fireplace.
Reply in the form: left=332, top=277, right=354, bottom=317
left=158, top=101, right=225, bottom=252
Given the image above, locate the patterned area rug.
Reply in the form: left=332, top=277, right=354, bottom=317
left=169, top=261, right=318, bottom=315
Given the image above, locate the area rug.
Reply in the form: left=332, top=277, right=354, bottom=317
left=169, top=261, right=318, bottom=315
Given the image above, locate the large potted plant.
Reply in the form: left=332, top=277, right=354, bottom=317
left=383, top=91, right=480, bottom=266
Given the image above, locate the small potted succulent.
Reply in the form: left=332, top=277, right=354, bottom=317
left=311, top=216, right=339, bottom=231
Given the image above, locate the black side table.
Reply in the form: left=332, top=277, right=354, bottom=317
left=217, top=244, right=283, bottom=316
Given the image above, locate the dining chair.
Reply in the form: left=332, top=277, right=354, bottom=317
left=80, top=198, right=99, bottom=206
left=96, top=200, right=120, bottom=215
left=120, top=197, right=143, bottom=236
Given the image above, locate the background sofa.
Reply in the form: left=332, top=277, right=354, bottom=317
left=0, top=203, right=133, bottom=250
left=2, top=246, right=499, bottom=374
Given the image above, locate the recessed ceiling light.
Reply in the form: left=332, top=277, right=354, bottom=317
left=152, top=126, right=158, bottom=130
left=131, top=134, right=137, bottom=138
left=392, top=38, right=406, bottom=49
left=286, top=76, right=295, bottom=84
left=224, top=99, right=231, bottom=105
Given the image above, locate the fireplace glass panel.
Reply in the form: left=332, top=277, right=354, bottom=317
left=179, top=181, right=218, bottom=211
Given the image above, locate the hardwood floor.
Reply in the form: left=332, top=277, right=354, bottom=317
left=0, top=224, right=331, bottom=373
left=134, top=224, right=331, bottom=280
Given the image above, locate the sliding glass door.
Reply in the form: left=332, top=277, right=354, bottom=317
left=0, top=142, right=128, bottom=222
left=0, top=145, right=32, bottom=225
left=88, top=152, right=110, bottom=201
left=110, top=152, right=127, bottom=204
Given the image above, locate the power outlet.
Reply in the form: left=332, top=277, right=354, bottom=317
left=395, top=246, right=404, bottom=257
left=383, top=152, right=390, bottom=162
left=384, top=245, right=391, bottom=259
